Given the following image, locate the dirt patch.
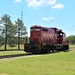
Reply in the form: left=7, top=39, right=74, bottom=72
left=0, top=74, right=8, bottom=75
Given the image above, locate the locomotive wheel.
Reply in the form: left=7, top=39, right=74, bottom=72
left=45, top=48, right=50, bottom=53
left=63, top=45, right=68, bottom=52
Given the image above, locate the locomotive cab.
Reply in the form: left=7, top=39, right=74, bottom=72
left=57, top=30, right=63, bottom=44
left=24, top=26, right=42, bottom=53
left=56, top=30, right=69, bottom=50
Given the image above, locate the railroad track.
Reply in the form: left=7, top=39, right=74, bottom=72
left=0, top=53, right=33, bottom=59
left=0, top=47, right=74, bottom=59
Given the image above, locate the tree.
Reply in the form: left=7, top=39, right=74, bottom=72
left=1, top=14, right=11, bottom=50
left=1, top=14, right=17, bottom=49
left=66, top=35, right=75, bottom=44
left=0, top=14, right=28, bottom=50
left=0, top=24, right=5, bottom=47
left=15, top=18, right=27, bottom=50
left=7, top=22, right=17, bottom=47
left=0, top=35, right=5, bottom=47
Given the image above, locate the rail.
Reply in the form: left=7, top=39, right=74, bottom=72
left=0, top=53, right=32, bottom=59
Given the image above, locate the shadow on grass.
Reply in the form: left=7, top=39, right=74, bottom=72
left=0, top=49, right=23, bottom=51
left=0, top=53, right=33, bottom=59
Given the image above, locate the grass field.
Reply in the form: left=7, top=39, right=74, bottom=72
left=0, top=45, right=75, bottom=75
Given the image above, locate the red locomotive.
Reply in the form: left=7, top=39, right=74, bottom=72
left=24, top=25, right=69, bottom=53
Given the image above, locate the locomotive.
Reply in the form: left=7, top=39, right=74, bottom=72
left=24, top=25, right=69, bottom=53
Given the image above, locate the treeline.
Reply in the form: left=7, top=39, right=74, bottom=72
left=0, top=14, right=27, bottom=50
left=66, top=35, right=75, bottom=44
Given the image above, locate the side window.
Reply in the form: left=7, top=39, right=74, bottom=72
left=42, top=28, right=48, bottom=32
left=30, top=28, right=34, bottom=31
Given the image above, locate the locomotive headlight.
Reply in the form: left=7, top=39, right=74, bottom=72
left=60, top=33, right=62, bottom=36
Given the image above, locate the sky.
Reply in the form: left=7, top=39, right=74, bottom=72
left=0, top=0, right=75, bottom=36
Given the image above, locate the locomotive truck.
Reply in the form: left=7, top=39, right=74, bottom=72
left=24, top=25, right=69, bottom=53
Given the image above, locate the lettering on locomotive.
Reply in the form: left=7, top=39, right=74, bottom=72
left=43, top=33, right=53, bottom=37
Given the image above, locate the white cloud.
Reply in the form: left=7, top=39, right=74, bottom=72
left=26, top=0, right=56, bottom=9
left=52, top=4, right=64, bottom=9
left=42, top=17, right=54, bottom=21
left=40, top=0, right=56, bottom=5
left=14, top=0, right=21, bottom=3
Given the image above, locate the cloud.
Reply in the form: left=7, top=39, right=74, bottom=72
left=14, top=0, right=21, bottom=3
left=42, top=17, right=54, bottom=21
left=26, top=0, right=56, bottom=9
left=52, top=4, right=64, bottom=9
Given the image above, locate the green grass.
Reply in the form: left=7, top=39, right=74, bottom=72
left=0, top=51, right=75, bottom=75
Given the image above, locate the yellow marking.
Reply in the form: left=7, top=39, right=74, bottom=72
left=43, top=33, right=53, bottom=37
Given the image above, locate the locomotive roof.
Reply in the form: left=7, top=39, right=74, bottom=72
left=31, top=25, right=41, bottom=28
left=30, top=25, right=65, bottom=34
left=31, top=25, right=59, bottom=30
